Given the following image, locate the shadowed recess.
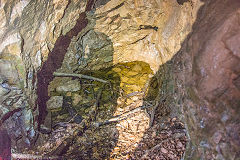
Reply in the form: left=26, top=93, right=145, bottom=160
left=36, top=0, right=95, bottom=128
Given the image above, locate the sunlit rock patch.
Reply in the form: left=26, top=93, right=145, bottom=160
left=39, top=61, right=154, bottom=159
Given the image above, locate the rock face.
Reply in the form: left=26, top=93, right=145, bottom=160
left=156, top=0, right=240, bottom=159
left=0, top=81, right=34, bottom=150
left=46, top=96, right=63, bottom=109
left=184, top=1, right=240, bottom=158
left=0, top=59, right=20, bottom=85
left=93, top=0, right=202, bottom=72
left=0, top=59, right=34, bottom=149
left=0, top=0, right=239, bottom=158
left=56, top=80, right=81, bottom=92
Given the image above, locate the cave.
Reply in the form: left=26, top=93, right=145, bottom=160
left=0, top=0, right=239, bottom=159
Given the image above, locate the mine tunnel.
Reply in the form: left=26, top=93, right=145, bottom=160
left=0, top=0, right=240, bottom=159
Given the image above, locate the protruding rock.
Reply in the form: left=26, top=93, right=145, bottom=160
left=47, top=96, right=63, bottom=109
left=72, top=93, right=83, bottom=106
left=0, top=60, right=19, bottom=85
left=56, top=80, right=81, bottom=92
left=0, top=84, right=10, bottom=96
left=0, top=105, right=9, bottom=115
left=132, top=64, right=142, bottom=72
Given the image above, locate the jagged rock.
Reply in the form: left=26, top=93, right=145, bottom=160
left=4, top=107, right=35, bottom=149
left=157, top=0, right=240, bottom=159
left=76, top=30, right=114, bottom=70
left=93, top=0, right=202, bottom=72
left=47, top=96, right=63, bottom=109
left=0, top=84, right=10, bottom=96
left=0, top=60, right=19, bottom=85
left=56, top=80, right=81, bottom=92
left=0, top=82, right=35, bottom=150
left=63, top=96, right=82, bottom=124
left=0, top=105, right=9, bottom=115
left=0, top=75, right=7, bottom=84
left=72, top=93, right=83, bottom=106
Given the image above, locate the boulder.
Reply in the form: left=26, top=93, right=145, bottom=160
left=56, top=80, right=81, bottom=92
left=46, top=96, right=63, bottom=109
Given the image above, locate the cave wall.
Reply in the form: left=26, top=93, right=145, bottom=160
left=158, top=0, right=240, bottom=159
left=0, top=0, right=200, bottom=148
left=0, top=0, right=239, bottom=159
left=0, top=0, right=90, bottom=149
left=0, top=0, right=201, bottom=91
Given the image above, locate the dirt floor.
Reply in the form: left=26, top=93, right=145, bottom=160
left=15, top=61, right=187, bottom=160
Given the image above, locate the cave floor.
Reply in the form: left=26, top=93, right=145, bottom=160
left=23, top=62, right=187, bottom=160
